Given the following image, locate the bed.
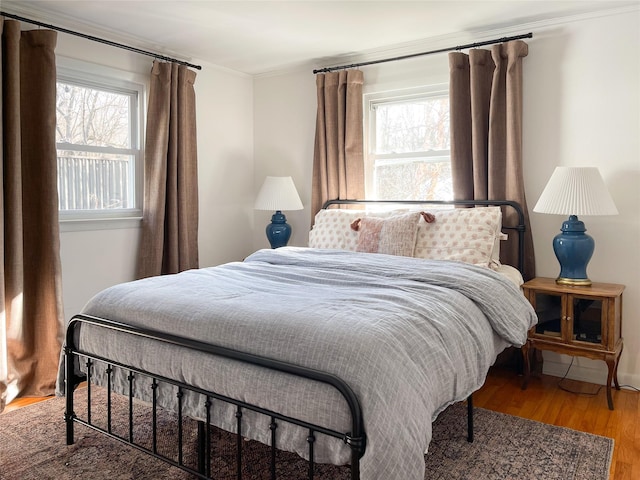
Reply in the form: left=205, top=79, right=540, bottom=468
left=60, top=199, right=537, bottom=480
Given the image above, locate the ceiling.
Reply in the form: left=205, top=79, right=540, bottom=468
left=2, top=1, right=637, bottom=75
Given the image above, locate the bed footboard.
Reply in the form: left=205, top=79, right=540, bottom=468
left=64, top=314, right=366, bottom=480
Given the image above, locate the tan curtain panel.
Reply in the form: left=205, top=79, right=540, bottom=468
left=311, top=70, right=365, bottom=220
left=137, top=61, right=199, bottom=279
left=449, top=40, right=535, bottom=280
left=0, top=19, right=64, bottom=412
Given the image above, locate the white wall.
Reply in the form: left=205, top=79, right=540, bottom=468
left=253, top=72, right=317, bottom=251
left=56, top=34, right=255, bottom=320
left=253, top=9, right=640, bottom=386
left=195, top=65, right=255, bottom=267
left=523, top=10, right=640, bottom=386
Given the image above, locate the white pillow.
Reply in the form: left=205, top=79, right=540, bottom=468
left=493, top=263, right=524, bottom=287
left=413, top=207, right=502, bottom=267
left=491, top=231, right=509, bottom=267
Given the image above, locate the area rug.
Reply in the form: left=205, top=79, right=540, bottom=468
left=0, top=388, right=613, bottom=480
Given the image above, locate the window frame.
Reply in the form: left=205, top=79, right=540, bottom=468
left=364, top=84, right=451, bottom=200
left=56, top=58, right=145, bottom=231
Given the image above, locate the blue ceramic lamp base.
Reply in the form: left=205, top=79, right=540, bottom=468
left=553, top=215, right=594, bottom=286
left=265, top=210, right=292, bottom=249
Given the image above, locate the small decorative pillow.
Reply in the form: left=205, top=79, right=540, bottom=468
left=351, top=211, right=421, bottom=257
left=309, top=208, right=409, bottom=250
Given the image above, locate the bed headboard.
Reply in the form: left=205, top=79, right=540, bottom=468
left=321, top=199, right=526, bottom=275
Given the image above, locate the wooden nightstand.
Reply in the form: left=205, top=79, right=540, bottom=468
left=521, top=277, right=624, bottom=410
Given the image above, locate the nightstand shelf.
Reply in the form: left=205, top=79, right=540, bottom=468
left=521, top=277, right=624, bottom=410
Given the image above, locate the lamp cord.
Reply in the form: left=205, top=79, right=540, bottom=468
left=557, top=358, right=603, bottom=396
left=619, top=384, right=640, bottom=392
left=557, top=359, right=640, bottom=395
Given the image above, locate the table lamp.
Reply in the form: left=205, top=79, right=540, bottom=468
left=254, top=176, right=303, bottom=248
left=533, top=166, right=618, bottom=286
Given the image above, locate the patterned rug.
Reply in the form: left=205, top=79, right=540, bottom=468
left=0, top=387, right=613, bottom=480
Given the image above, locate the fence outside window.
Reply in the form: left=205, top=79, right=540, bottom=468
left=57, top=151, right=133, bottom=211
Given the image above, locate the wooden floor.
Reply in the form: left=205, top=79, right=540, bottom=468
left=4, top=368, right=639, bottom=479
left=3, top=394, right=51, bottom=413
left=474, top=367, right=640, bottom=480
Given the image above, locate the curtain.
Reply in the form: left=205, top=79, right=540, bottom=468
left=0, top=19, right=64, bottom=412
left=449, top=40, right=535, bottom=280
left=136, top=61, right=199, bottom=279
left=311, top=70, right=365, bottom=220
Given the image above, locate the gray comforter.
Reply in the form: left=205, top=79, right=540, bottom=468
left=62, top=247, right=537, bottom=480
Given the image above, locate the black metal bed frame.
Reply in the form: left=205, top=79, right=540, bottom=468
left=64, top=314, right=366, bottom=479
left=64, top=199, right=526, bottom=480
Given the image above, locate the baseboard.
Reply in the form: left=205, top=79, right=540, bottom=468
left=542, top=356, right=640, bottom=391
left=542, top=359, right=606, bottom=384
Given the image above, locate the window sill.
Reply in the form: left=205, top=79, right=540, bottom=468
left=59, top=216, right=142, bottom=232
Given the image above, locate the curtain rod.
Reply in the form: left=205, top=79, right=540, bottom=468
left=0, top=10, right=202, bottom=70
left=313, top=32, right=532, bottom=74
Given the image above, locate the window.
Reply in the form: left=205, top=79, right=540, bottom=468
left=56, top=63, right=143, bottom=224
left=365, top=86, right=452, bottom=200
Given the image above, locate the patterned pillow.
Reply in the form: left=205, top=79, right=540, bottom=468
left=352, top=212, right=421, bottom=257
left=309, top=209, right=408, bottom=250
left=413, top=207, right=502, bottom=267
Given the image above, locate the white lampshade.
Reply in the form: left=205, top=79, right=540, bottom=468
left=254, top=176, right=303, bottom=211
left=533, top=167, right=618, bottom=216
